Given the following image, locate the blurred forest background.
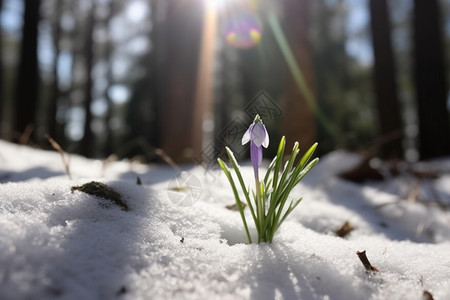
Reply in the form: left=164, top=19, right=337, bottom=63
left=0, top=0, right=450, bottom=164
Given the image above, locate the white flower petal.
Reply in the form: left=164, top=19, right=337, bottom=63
left=262, top=133, right=269, bottom=148
left=251, top=122, right=266, bottom=147
left=241, top=124, right=253, bottom=145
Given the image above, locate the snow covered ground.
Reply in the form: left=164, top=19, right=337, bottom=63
left=0, top=140, right=449, bottom=300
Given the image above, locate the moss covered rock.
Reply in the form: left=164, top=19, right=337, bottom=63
left=71, top=181, right=128, bottom=211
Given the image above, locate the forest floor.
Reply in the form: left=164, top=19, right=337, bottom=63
left=0, top=140, right=449, bottom=300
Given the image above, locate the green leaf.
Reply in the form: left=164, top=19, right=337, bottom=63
left=274, top=142, right=299, bottom=205
left=278, top=198, right=303, bottom=229
left=218, top=157, right=252, bottom=243
left=267, top=143, right=318, bottom=242
left=263, top=157, right=277, bottom=186
left=224, top=147, right=258, bottom=228
left=272, top=136, right=286, bottom=191
left=293, top=158, right=319, bottom=186
left=220, top=136, right=318, bottom=244
left=299, top=142, right=318, bottom=170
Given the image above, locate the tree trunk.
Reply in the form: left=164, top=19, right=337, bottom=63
left=369, top=0, right=403, bottom=159
left=413, top=0, right=450, bottom=159
left=159, top=1, right=204, bottom=162
left=103, top=0, right=116, bottom=156
left=279, top=0, right=317, bottom=149
left=0, top=0, right=3, bottom=131
left=47, top=0, right=63, bottom=142
left=80, top=3, right=96, bottom=157
left=14, top=0, right=41, bottom=141
left=122, top=1, right=162, bottom=159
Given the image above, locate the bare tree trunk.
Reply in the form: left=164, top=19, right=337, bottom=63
left=413, top=0, right=450, bottom=159
left=160, top=1, right=204, bottom=162
left=123, top=1, right=159, bottom=158
left=14, top=0, right=41, bottom=141
left=369, top=0, right=403, bottom=159
left=280, top=0, right=317, bottom=148
left=103, top=0, right=116, bottom=156
left=80, top=2, right=96, bottom=156
left=48, top=0, right=63, bottom=141
left=0, top=0, right=3, bottom=129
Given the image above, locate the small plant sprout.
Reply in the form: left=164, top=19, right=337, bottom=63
left=218, top=115, right=319, bottom=243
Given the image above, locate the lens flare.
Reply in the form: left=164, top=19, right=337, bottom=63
left=224, top=13, right=262, bottom=49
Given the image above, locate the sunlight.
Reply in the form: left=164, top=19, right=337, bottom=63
left=224, top=12, right=262, bottom=49
left=207, top=0, right=262, bottom=49
left=193, top=0, right=218, bottom=149
left=201, top=0, right=262, bottom=49
left=125, top=0, right=148, bottom=23
left=267, top=12, right=335, bottom=138
left=108, top=84, right=130, bottom=105
left=206, top=0, right=237, bottom=11
left=204, top=0, right=258, bottom=11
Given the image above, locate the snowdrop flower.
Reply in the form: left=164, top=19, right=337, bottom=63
left=218, top=113, right=318, bottom=243
left=242, top=114, right=269, bottom=177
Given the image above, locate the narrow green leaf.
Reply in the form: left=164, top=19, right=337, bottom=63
left=274, top=142, right=299, bottom=204
left=278, top=198, right=303, bottom=229
left=272, top=136, right=286, bottom=191
left=218, top=158, right=252, bottom=243
left=264, top=157, right=277, bottom=186
left=225, top=147, right=258, bottom=227
left=267, top=145, right=318, bottom=242
left=299, top=142, right=318, bottom=170
left=293, top=158, right=319, bottom=186
left=259, top=181, right=265, bottom=238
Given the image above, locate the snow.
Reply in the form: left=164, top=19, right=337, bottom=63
left=1, top=140, right=450, bottom=300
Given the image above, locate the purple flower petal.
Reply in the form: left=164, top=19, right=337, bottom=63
left=250, top=141, right=262, bottom=175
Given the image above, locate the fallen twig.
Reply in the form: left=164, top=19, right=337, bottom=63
left=423, top=290, right=434, bottom=300
left=45, top=134, right=72, bottom=180
left=336, top=221, right=354, bottom=237
left=154, top=148, right=181, bottom=173
left=19, top=124, right=34, bottom=145
left=226, top=201, right=247, bottom=211
left=356, top=250, right=379, bottom=272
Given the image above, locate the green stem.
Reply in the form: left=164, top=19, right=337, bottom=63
left=254, top=174, right=264, bottom=243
